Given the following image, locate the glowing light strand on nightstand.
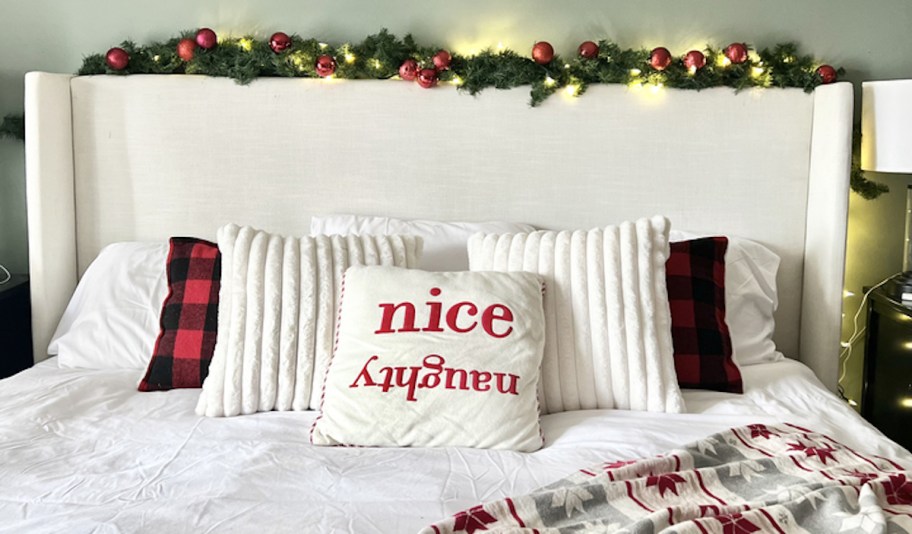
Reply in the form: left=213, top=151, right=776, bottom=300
left=839, top=274, right=900, bottom=391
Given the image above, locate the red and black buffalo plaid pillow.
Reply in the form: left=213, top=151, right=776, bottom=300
left=666, top=237, right=742, bottom=393
left=139, top=237, right=220, bottom=391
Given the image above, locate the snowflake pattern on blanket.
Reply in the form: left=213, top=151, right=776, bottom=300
left=423, top=424, right=912, bottom=533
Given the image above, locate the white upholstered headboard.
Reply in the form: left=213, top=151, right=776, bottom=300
left=24, top=72, right=852, bottom=391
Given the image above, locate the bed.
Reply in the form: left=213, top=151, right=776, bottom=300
left=3, top=72, right=908, bottom=532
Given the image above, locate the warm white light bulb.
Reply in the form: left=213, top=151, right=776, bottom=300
left=544, top=76, right=556, bottom=87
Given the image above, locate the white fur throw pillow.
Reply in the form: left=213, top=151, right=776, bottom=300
left=467, top=215, right=684, bottom=415
left=197, top=224, right=422, bottom=417
left=311, top=266, right=545, bottom=451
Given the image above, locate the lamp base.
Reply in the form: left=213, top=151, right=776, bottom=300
left=886, top=271, right=912, bottom=302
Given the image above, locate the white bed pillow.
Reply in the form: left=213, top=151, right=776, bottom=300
left=49, top=242, right=168, bottom=369
left=311, top=266, right=545, bottom=451
left=196, top=225, right=422, bottom=417
left=670, top=230, right=783, bottom=366
left=309, top=214, right=535, bottom=272
left=468, top=215, right=685, bottom=415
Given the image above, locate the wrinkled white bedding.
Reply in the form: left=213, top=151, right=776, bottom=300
left=0, top=358, right=906, bottom=533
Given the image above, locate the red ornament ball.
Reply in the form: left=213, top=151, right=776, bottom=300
left=269, top=32, right=292, bottom=54
left=816, top=65, right=838, bottom=84
left=578, top=41, right=599, bottom=59
left=683, top=50, right=706, bottom=71
left=315, top=54, right=336, bottom=77
left=649, top=47, right=672, bottom=71
left=723, top=42, right=748, bottom=64
left=195, top=28, right=217, bottom=50
left=417, top=68, right=438, bottom=89
left=432, top=50, right=451, bottom=71
left=105, top=47, right=129, bottom=71
left=399, top=59, right=419, bottom=81
left=531, top=41, right=554, bottom=64
left=177, top=38, right=197, bottom=62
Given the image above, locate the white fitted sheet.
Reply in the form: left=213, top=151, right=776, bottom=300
left=0, top=358, right=907, bottom=533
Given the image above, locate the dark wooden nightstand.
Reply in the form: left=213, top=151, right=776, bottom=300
left=862, top=283, right=912, bottom=450
left=0, top=274, right=33, bottom=379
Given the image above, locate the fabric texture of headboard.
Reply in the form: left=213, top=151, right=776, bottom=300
left=24, top=73, right=852, bottom=391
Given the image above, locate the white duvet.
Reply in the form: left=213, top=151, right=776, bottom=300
left=0, top=359, right=907, bottom=533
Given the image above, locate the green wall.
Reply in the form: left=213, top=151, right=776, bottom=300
left=1, top=0, right=910, bottom=402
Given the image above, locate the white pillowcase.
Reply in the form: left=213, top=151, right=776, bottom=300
left=197, top=225, right=423, bottom=417
left=309, top=214, right=535, bottom=272
left=670, top=230, right=783, bottom=366
left=49, top=242, right=168, bottom=369
left=311, top=266, right=546, bottom=451
left=469, top=216, right=685, bottom=415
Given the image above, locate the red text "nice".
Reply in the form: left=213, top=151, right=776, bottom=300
left=374, top=287, right=514, bottom=338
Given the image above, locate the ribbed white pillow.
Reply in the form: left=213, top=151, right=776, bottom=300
left=468, top=215, right=684, bottom=415
left=197, top=224, right=422, bottom=417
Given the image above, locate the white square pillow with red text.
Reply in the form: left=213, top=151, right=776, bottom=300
left=311, top=266, right=545, bottom=452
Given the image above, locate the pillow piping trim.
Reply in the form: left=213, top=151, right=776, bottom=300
left=309, top=269, right=362, bottom=447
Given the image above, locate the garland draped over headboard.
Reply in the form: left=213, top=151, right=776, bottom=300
left=66, top=28, right=886, bottom=198
left=79, top=29, right=835, bottom=104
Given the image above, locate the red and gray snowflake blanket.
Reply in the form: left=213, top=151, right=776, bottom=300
left=423, top=424, right=912, bottom=533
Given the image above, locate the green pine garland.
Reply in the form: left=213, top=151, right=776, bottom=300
left=852, top=125, right=889, bottom=200
left=80, top=29, right=838, bottom=105
left=0, top=114, right=25, bottom=142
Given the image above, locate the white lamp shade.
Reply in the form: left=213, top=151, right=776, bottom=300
left=862, top=80, right=912, bottom=173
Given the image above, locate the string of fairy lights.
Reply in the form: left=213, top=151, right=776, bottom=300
left=80, top=29, right=840, bottom=106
